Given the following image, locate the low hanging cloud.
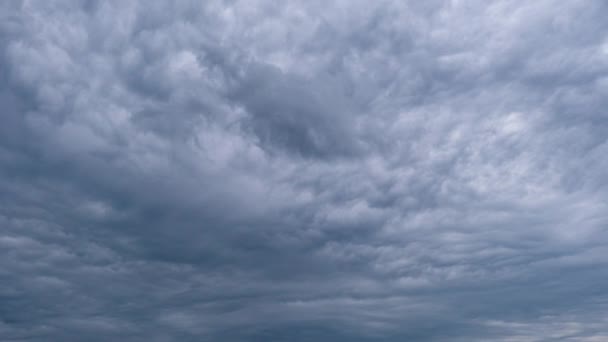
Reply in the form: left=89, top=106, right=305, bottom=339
left=1, top=1, right=608, bottom=341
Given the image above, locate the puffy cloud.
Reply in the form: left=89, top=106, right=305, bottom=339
left=1, top=0, right=608, bottom=341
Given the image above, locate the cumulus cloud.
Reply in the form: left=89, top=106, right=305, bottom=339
left=1, top=0, right=608, bottom=341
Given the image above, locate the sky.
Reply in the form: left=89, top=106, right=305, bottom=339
left=1, top=1, right=608, bottom=341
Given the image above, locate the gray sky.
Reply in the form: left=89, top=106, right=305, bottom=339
left=1, top=1, right=608, bottom=341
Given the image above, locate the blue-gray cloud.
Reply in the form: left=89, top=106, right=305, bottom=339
left=2, top=1, right=608, bottom=341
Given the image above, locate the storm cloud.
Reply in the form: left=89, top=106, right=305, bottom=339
left=2, top=1, right=608, bottom=341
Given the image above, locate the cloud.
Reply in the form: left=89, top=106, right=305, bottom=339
left=1, top=0, right=608, bottom=341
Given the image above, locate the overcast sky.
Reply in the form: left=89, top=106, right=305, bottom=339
left=1, top=1, right=608, bottom=341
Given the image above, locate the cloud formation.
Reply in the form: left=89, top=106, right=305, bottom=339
left=1, top=1, right=608, bottom=341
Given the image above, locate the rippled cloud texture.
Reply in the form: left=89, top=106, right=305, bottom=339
left=2, top=1, right=608, bottom=341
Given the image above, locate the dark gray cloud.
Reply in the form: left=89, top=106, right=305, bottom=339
left=1, top=0, right=608, bottom=341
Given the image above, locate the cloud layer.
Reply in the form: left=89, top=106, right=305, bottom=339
left=2, top=1, right=608, bottom=341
